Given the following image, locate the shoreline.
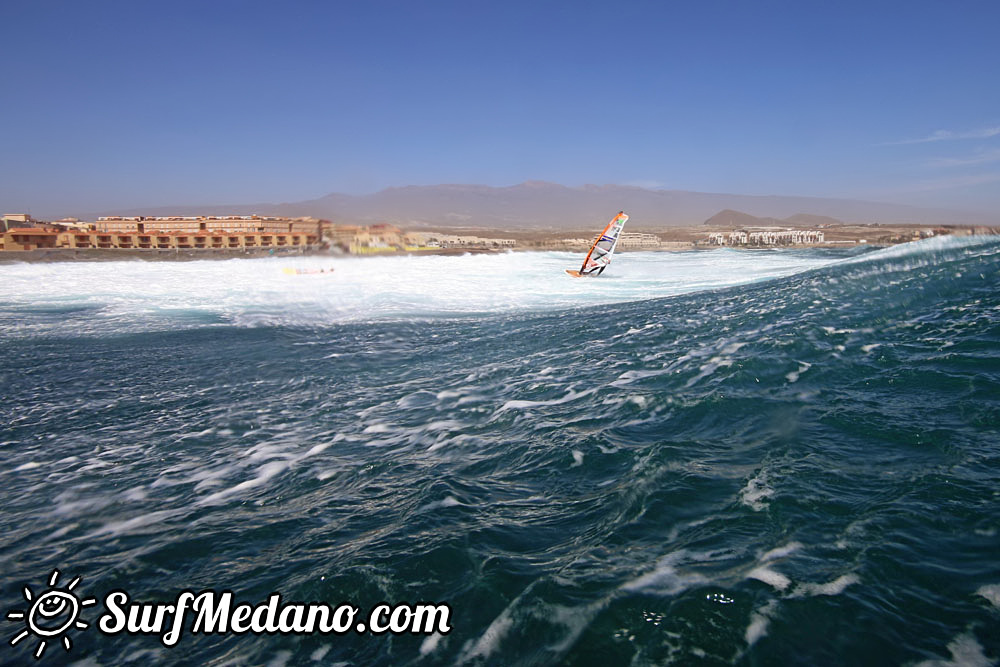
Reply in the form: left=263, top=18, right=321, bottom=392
left=0, top=246, right=512, bottom=264
left=0, top=243, right=863, bottom=265
left=4, top=222, right=992, bottom=265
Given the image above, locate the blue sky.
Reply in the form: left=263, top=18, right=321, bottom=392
left=2, top=0, right=998, bottom=216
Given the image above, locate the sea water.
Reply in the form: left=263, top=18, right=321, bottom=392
left=0, top=237, right=998, bottom=664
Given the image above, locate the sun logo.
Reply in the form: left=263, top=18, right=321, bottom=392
left=7, top=569, right=96, bottom=659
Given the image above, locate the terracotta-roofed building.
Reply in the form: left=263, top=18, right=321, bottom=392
left=2, top=227, right=60, bottom=251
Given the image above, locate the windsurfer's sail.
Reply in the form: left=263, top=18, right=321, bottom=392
left=567, top=211, right=628, bottom=277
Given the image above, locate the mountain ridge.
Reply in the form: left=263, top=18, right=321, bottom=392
left=75, top=181, right=997, bottom=228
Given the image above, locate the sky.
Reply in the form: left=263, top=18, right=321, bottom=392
left=2, top=0, right=999, bottom=217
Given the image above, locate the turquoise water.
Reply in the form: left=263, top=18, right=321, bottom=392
left=1, top=237, right=998, bottom=665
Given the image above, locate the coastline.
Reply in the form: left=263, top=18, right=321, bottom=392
left=6, top=227, right=992, bottom=265
left=0, top=244, right=818, bottom=264
left=0, top=241, right=878, bottom=264
left=0, top=246, right=509, bottom=264
left=4, top=220, right=993, bottom=264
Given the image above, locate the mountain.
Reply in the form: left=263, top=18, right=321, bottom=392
left=703, top=210, right=848, bottom=228
left=83, top=182, right=997, bottom=229
left=784, top=213, right=845, bottom=227
left=704, top=209, right=787, bottom=227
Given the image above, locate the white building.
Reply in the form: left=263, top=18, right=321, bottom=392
left=619, top=232, right=661, bottom=249
left=708, top=229, right=824, bottom=246
left=427, top=234, right=516, bottom=248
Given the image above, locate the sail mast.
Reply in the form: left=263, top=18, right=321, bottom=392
left=579, top=211, right=627, bottom=274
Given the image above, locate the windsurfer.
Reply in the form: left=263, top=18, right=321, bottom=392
left=567, top=211, right=628, bottom=277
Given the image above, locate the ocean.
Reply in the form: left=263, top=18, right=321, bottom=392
left=1, top=237, right=998, bottom=665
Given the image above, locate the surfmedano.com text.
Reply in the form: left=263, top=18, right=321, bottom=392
left=98, top=590, right=452, bottom=647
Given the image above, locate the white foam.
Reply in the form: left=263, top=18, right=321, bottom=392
left=541, top=600, right=610, bottom=654
left=611, top=368, right=667, bottom=386
left=299, top=443, right=331, bottom=459
left=420, top=632, right=444, bottom=656
left=785, top=362, right=812, bottom=383
left=571, top=450, right=584, bottom=467
left=721, top=342, right=747, bottom=355
left=976, top=583, right=1000, bottom=608
left=684, top=356, right=735, bottom=388
left=499, top=388, right=596, bottom=412
left=266, top=650, right=292, bottom=667
left=0, top=248, right=841, bottom=335
left=621, top=551, right=710, bottom=595
left=86, top=509, right=179, bottom=538
left=421, top=420, right=466, bottom=432
left=744, top=600, right=777, bottom=646
left=198, top=460, right=289, bottom=506
left=842, top=233, right=998, bottom=267
left=790, top=574, right=859, bottom=598
left=747, top=566, right=791, bottom=591
left=121, top=486, right=148, bottom=501
left=310, top=645, right=331, bottom=661
left=417, top=496, right=463, bottom=513
left=913, top=632, right=992, bottom=667
left=459, top=610, right=513, bottom=663
left=45, top=523, right=78, bottom=542
left=760, top=542, right=803, bottom=562
left=740, top=471, right=774, bottom=511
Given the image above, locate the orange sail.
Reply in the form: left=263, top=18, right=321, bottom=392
left=569, top=211, right=628, bottom=277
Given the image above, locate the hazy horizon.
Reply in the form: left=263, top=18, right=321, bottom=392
left=13, top=180, right=1000, bottom=224
left=3, top=1, right=999, bottom=216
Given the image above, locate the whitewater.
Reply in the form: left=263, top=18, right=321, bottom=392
left=1, top=236, right=998, bottom=665
left=0, top=247, right=843, bottom=334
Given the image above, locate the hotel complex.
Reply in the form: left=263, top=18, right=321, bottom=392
left=1, top=215, right=322, bottom=252
left=2, top=211, right=944, bottom=254
left=707, top=229, right=826, bottom=246
left=0, top=213, right=519, bottom=254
